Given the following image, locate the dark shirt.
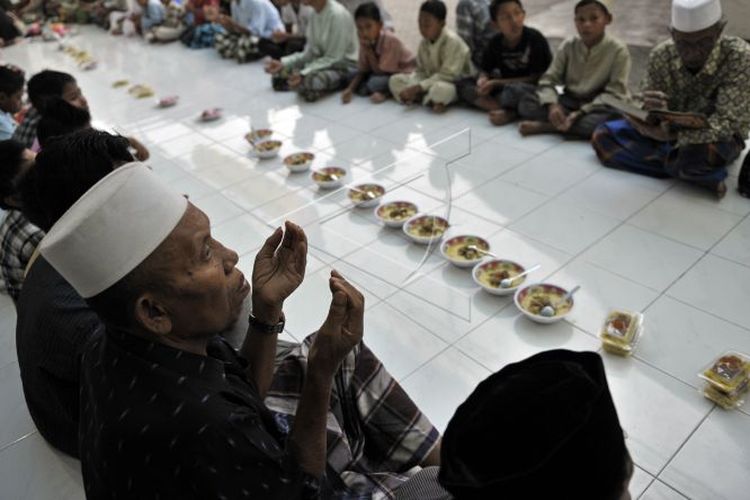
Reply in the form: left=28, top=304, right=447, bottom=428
left=480, top=26, right=552, bottom=80
left=15, top=256, right=103, bottom=457
left=79, top=330, right=320, bottom=499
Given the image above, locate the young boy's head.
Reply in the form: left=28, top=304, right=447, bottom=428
left=490, top=0, right=526, bottom=43
left=574, top=0, right=612, bottom=47
left=136, top=0, right=149, bottom=7
left=418, top=0, right=447, bottom=42
left=354, top=2, right=383, bottom=43
left=37, top=98, right=93, bottom=149
left=20, top=129, right=134, bottom=232
left=0, top=65, right=26, bottom=116
left=0, top=139, right=36, bottom=210
left=27, top=70, right=88, bottom=113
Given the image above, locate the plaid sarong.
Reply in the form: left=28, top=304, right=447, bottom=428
left=266, top=335, right=440, bottom=499
left=214, top=31, right=262, bottom=63
left=593, top=119, right=745, bottom=189
left=12, top=107, right=41, bottom=149
left=0, top=210, right=44, bottom=302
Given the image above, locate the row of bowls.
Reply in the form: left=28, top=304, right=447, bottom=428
left=245, top=130, right=575, bottom=324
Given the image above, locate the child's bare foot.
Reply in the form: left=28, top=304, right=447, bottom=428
left=715, top=180, right=727, bottom=200
left=432, top=103, right=447, bottom=114
left=489, top=109, right=516, bottom=126
left=519, top=121, right=557, bottom=136
left=370, top=92, right=387, bottom=104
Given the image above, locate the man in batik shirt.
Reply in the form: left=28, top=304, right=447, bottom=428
left=592, top=0, right=750, bottom=198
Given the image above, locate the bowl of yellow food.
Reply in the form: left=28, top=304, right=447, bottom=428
left=245, top=128, right=273, bottom=145
left=473, top=259, right=527, bottom=295
left=348, top=183, right=385, bottom=208
left=403, top=214, right=449, bottom=245
left=311, top=167, right=347, bottom=189
left=375, top=201, right=418, bottom=228
left=254, top=140, right=282, bottom=159
left=283, top=152, right=315, bottom=173
left=441, top=235, right=490, bottom=268
left=514, top=283, right=574, bottom=324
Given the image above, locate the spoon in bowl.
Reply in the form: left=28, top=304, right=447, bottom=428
left=540, top=285, right=581, bottom=317
left=499, top=264, right=541, bottom=289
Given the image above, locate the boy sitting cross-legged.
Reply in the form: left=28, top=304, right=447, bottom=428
left=389, top=0, right=474, bottom=114
left=501, top=0, right=630, bottom=139
left=457, top=0, right=553, bottom=125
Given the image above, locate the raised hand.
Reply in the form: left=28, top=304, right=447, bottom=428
left=308, top=271, right=365, bottom=378
left=251, top=221, right=307, bottom=323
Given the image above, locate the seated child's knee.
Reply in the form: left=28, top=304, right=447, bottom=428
left=427, top=82, right=457, bottom=106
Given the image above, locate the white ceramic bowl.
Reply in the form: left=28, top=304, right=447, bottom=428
left=374, top=201, right=418, bottom=228
left=440, top=235, right=490, bottom=268
left=245, top=128, right=273, bottom=144
left=348, top=183, right=385, bottom=208
left=403, top=214, right=450, bottom=245
left=311, top=167, right=347, bottom=189
left=514, top=283, right=575, bottom=324
left=254, top=140, right=282, bottom=159
left=283, top=152, right=315, bottom=173
left=472, top=260, right=527, bottom=296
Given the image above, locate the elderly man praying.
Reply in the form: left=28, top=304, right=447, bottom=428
left=39, top=163, right=440, bottom=499
left=592, top=0, right=750, bottom=199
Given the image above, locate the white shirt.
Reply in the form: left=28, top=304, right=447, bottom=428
left=281, top=3, right=314, bottom=36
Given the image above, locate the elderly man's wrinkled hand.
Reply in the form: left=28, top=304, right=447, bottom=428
left=251, top=221, right=308, bottom=324
left=625, top=115, right=676, bottom=143
left=309, top=271, right=365, bottom=378
left=641, top=90, right=669, bottom=111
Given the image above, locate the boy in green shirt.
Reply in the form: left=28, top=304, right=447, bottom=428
left=502, top=0, right=630, bottom=139
left=389, top=0, right=474, bottom=114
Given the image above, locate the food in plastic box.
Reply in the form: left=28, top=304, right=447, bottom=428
left=699, top=352, right=750, bottom=394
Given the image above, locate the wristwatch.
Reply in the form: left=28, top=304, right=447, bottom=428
left=248, top=312, right=286, bottom=335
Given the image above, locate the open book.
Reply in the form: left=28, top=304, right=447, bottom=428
left=601, top=94, right=709, bottom=130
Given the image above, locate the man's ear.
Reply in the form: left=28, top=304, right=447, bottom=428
left=134, top=293, right=173, bottom=336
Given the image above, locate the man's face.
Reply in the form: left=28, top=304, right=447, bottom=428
left=0, top=88, right=24, bottom=114
left=148, top=204, right=249, bottom=340
left=671, top=23, right=722, bottom=71
left=495, top=2, right=525, bottom=42
left=418, top=12, right=444, bottom=42
left=62, top=81, right=88, bottom=111
left=574, top=3, right=611, bottom=46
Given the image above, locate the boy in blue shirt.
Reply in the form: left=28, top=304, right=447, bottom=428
left=0, top=65, right=25, bottom=141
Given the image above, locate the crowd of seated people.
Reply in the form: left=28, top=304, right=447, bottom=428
left=0, top=0, right=748, bottom=498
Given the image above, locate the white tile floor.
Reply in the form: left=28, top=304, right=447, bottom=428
left=1, top=28, right=750, bottom=499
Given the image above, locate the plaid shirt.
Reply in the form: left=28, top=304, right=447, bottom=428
left=0, top=209, right=44, bottom=302
left=643, top=36, right=750, bottom=147
left=11, top=107, right=41, bottom=148
left=455, top=0, right=495, bottom=65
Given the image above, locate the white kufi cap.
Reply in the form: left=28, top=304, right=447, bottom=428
left=39, top=163, right=188, bottom=298
left=672, top=0, right=722, bottom=32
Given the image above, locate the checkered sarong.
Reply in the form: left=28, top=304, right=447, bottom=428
left=214, top=31, right=261, bottom=63
left=265, top=335, right=440, bottom=499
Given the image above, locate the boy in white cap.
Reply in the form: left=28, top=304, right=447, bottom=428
left=40, top=163, right=440, bottom=497
left=592, top=0, right=750, bottom=199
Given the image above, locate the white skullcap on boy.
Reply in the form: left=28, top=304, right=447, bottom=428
left=672, top=0, right=722, bottom=32
left=39, top=162, right=188, bottom=298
